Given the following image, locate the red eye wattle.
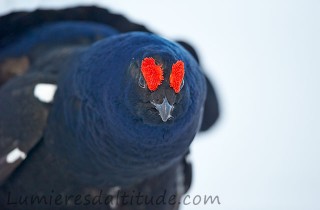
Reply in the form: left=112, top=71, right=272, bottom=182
left=141, top=57, right=164, bottom=91
left=170, top=60, right=185, bottom=93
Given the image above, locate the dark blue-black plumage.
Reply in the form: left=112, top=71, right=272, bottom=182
left=0, top=6, right=219, bottom=210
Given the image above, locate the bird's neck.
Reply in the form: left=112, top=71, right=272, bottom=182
left=44, top=66, right=198, bottom=188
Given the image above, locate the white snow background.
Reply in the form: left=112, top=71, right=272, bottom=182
left=1, top=1, right=320, bottom=210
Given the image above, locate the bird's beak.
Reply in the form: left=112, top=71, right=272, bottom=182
left=151, top=97, right=174, bottom=122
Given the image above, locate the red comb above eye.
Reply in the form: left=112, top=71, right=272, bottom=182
left=141, top=57, right=164, bottom=91
left=170, top=60, right=185, bottom=93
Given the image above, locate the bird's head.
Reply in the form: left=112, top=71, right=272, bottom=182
left=127, top=51, right=189, bottom=124
left=69, top=32, right=207, bottom=140
left=73, top=32, right=205, bottom=130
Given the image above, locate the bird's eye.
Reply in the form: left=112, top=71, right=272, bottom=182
left=180, top=79, right=184, bottom=90
left=170, top=60, right=185, bottom=93
left=139, top=74, right=146, bottom=88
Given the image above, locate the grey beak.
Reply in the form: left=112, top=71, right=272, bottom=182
left=151, top=97, right=174, bottom=122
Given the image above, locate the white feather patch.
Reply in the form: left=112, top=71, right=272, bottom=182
left=108, top=186, right=121, bottom=209
left=185, top=153, right=191, bottom=164
left=34, top=83, right=57, bottom=103
left=6, top=148, right=26, bottom=164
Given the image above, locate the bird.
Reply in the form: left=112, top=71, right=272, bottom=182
left=0, top=6, right=219, bottom=210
